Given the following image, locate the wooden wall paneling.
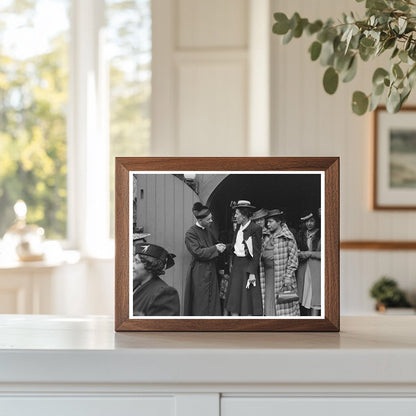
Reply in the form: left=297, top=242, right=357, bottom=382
left=177, top=60, right=248, bottom=156
left=177, top=0, right=248, bottom=49
left=151, top=0, right=176, bottom=155
left=173, top=176, right=185, bottom=308
left=164, top=174, right=176, bottom=289
left=155, top=174, right=167, bottom=244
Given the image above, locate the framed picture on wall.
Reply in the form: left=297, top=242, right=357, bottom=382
left=374, top=106, right=416, bottom=210
left=115, top=157, right=339, bottom=332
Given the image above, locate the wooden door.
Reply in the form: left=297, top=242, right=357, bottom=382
left=135, top=174, right=199, bottom=314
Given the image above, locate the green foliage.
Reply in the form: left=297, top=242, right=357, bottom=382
left=272, top=0, right=416, bottom=115
left=0, top=0, right=151, bottom=239
left=323, top=67, right=339, bottom=94
left=0, top=20, right=69, bottom=238
left=352, top=90, right=369, bottom=114
left=369, top=276, right=412, bottom=307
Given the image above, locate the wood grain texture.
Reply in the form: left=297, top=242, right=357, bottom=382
left=341, top=241, right=416, bottom=250
left=115, top=159, right=130, bottom=330
left=115, top=157, right=340, bottom=332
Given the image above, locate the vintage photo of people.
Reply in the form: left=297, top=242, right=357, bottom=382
left=130, top=172, right=324, bottom=319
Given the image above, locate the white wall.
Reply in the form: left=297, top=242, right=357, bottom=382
left=62, top=0, right=416, bottom=316
left=152, top=0, right=250, bottom=156
left=270, top=0, right=416, bottom=313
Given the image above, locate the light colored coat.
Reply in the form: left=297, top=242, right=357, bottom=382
left=259, top=223, right=300, bottom=316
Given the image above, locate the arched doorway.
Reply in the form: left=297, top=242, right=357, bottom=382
left=207, top=173, right=321, bottom=243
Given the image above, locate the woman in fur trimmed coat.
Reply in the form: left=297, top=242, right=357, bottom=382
left=259, top=209, right=300, bottom=316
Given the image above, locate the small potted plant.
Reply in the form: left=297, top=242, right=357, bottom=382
left=370, top=276, right=413, bottom=313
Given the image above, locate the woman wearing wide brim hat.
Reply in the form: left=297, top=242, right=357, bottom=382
left=251, top=208, right=270, bottom=238
left=225, top=200, right=263, bottom=316
left=296, top=210, right=321, bottom=316
left=259, top=209, right=300, bottom=316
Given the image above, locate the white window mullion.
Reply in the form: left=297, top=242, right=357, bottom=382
left=69, top=0, right=109, bottom=256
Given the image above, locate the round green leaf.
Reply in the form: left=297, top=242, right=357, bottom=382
left=290, top=13, right=301, bottom=30
left=393, top=63, right=404, bottom=79
left=317, top=30, right=328, bottom=43
left=405, top=34, right=413, bottom=51
left=372, top=68, right=389, bottom=86
left=307, top=20, right=323, bottom=35
left=387, top=87, right=401, bottom=113
left=400, top=88, right=411, bottom=107
left=391, top=47, right=399, bottom=59
left=359, top=44, right=375, bottom=62
left=282, top=30, right=293, bottom=45
left=399, top=50, right=408, bottom=63
left=293, top=18, right=308, bottom=38
left=320, top=40, right=335, bottom=66
left=273, top=13, right=290, bottom=35
left=342, top=56, right=358, bottom=83
left=360, top=37, right=375, bottom=48
left=352, top=91, right=369, bottom=115
left=369, top=92, right=383, bottom=112
left=282, top=29, right=293, bottom=44
left=323, top=67, right=339, bottom=95
left=334, top=52, right=352, bottom=73
left=384, top=37, right=396, bottom=50
left=309, top=41, right=322, bottom=61
left=373, top=82, right=385, bottom=96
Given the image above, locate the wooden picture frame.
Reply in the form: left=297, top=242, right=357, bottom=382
left=373, top=106, right=416, bottom=210
left=115, top=157, right=339, bottom=331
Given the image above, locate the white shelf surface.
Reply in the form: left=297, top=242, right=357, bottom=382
left=0, top=315, right=415, bottom=389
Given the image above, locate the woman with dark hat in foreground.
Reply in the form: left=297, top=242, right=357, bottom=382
left=184, top=202, right=225, bottom=316
left=225, top=200, right=263, bottom=316
left=260, top=209, right=300, bottom=316
left=132, top=242, right=180, bottom=316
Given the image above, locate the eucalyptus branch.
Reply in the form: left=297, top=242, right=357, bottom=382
left=272, top=0, right=416, bottom=115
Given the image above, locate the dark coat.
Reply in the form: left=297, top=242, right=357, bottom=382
left=133, top=276, right=180, bottom=316
left=225, top=221, right=263, bottom=316
left=184, top=224, right=221, bottom=316
left=297, top=229, right=321, bottom=252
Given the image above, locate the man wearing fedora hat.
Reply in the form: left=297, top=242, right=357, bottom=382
left=132, top=242, right=180, bottom=316
left=184, top=202, right=225, bottom=316
left=225, top=200, right=263, bottom=316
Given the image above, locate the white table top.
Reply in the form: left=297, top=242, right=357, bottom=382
left=0, top=315, right=415, bottom=386
left=0, top=314, right=415, bottom=350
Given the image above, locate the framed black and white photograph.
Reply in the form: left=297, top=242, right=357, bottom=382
left=115, top=157, right=339, bottom=331
left=374, top=106, right=416, bottom=210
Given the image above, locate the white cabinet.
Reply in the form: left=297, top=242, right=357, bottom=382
left=1, top=397, right=175, bottom=416
left=0, top=255, right=114, bottom=315
left=0, top=316, right=415, bottom=416
left=222, top=398, right=416, bottom=416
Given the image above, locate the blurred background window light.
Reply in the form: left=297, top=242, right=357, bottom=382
left=0, top=0, right=151, bottom=249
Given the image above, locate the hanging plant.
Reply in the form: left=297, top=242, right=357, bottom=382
left=272, top=0, right=416, bottom=115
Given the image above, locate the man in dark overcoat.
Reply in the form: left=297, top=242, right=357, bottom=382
left=132, top=242, right=180, bottom=316
left=183, top=202, right=225, bottom=316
